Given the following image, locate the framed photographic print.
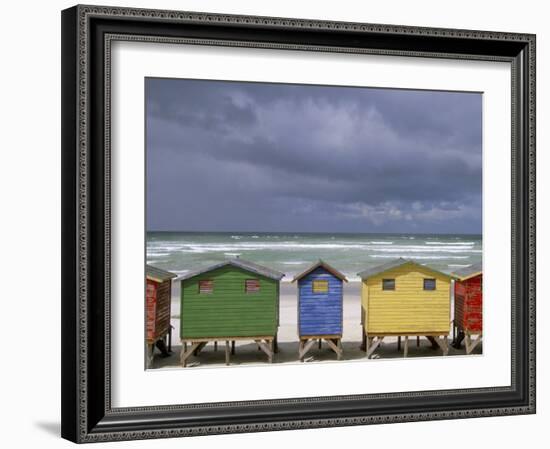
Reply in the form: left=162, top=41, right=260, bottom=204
left=61, top=4, right=536, bottom=443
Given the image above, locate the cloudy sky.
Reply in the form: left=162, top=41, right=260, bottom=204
left=146, top=78, right=482, bottom=234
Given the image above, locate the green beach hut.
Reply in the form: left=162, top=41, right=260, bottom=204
left=179, top=257, right=284, bottom=366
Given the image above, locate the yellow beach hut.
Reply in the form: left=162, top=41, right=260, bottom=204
left=358, top=258, right=452, bottom=358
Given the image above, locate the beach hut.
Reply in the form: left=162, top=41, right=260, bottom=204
left=146, top=265, right=177, bottom=367
left=451, top=262, right=483, bottom=354
left=292, top=260, right=347, bottom=361
left=178, top=257, right=284, bottom=366
left=358, top=258, right=452, bottom=358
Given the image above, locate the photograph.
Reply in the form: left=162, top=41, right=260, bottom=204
left=58, top=4, right=536, bottom=442
left=144, top=78, right=483, bottom=369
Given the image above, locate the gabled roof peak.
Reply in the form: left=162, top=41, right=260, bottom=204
left=292, top=259, right=348, bottom=282
left=451, top=262, right=482, bottom=281
left=178, top=258, right=285, bottom=281
left=146, top=264, right=177, bottom=282
left=357, top=258, right=451, bottom=280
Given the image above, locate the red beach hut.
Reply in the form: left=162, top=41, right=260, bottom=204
left=451, top=262, right=482, bottom=354
left=146, top=265, right=177, bottom=367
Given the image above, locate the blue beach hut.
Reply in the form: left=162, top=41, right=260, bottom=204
left=292, top=260, right=348, bottom=361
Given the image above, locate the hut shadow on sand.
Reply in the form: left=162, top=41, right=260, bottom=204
left=149, top=337, right=481, bottom=369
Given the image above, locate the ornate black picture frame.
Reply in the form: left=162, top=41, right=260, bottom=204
left=61, top=4, right=536, bottom=443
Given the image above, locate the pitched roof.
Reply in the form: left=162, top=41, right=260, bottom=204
left=146, top=265, right=177, bottom=282
left=451, top=262, right=482, bottom=281
left=292, top=259, right=348, bottom=282
left=178, top=257, right=285, bottom=281
left=357, top=258, right=452, bottom=280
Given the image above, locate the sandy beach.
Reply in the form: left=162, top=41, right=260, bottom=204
left=150, top=281, right=481, bottom=369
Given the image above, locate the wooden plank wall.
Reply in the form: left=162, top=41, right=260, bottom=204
left=455, top=281, right=467, bottom=331
left=298, top=267, right=343, bottom=336
left=155, top=280, right=172, bottom=338
left=146, top=280, right=157, bottom=342
left=458, top=275, right=482, bottom=332
left=364, top=264, right=451, bottom=334
left=146, top=279, right=172, bottom=342
left=181, top=266, right=279, bottom=339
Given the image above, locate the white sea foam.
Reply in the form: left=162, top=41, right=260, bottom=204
left=370, top=255, right=469, bottom=260
left=178, top=243, right=369, bottom=251
left=148, top=241, right=479, bottom=253
left=372, top=247, right=480, bottom=253
left=149, top=244, right=191, bottom=251
left=425, top=241, right=476, bottom=245
left=147, top=234, right=481, bottom=278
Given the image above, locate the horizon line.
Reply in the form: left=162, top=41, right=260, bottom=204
left=146, top=229, right=482, bottom=237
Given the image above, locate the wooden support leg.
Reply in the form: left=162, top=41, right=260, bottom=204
left=299, top=339, right=316, bottom=361
left=180, top=342, right=201, bottom=368
left=318, top=339, right=322, bottom=350
left=473, top=334, right=482, bottom=353
left=194, top=342, right=207, bottom=356
left=146, top=344, right=154, bottom=368
left=214, top=341, right=218, bottom=352
left=273, top=335, right=279, bottom=353
left=193, top=341, right=207, bottom=356
left=183, top=342, right=187, bottom=353
left=231, top=340, right=235, bottom=355
left=397, top=336, right=401, bottom=351
left=451, top=320, right=456, bottom=348
left=366, top=337, right=384, bottom=359
left=426, top=336, right=439, bottom=349
left=403, top=336, right=409, bottom=358
left=416, top=336, right=420, bottom=347
left=225, top=340, right=230, bottom=365
left=325, top=338, right=343, bottom=360
left=464, top=332, right=483, bottom=354
left=361, top=331, right=367, bottom=352
left=433, top=336, right=449, bottom=356
left=255, top=339, right=274, bottom=363
left=168, top=328, right=172, bottom=353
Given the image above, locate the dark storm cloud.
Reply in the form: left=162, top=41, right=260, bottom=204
left=146, top=78, right=482, bottom=233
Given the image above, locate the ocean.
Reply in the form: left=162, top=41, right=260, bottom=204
left=146, top=232, right=482, bottom=282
